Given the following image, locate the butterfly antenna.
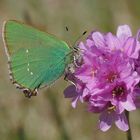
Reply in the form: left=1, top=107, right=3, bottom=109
left=72, top=31, right=87, bottom=49
left=65, top=26, right=73, bottom=48
left=65, top=26, right=87, bottom=49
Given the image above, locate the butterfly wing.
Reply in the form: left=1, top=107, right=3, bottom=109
left=3, top=20, right=72, bottom=97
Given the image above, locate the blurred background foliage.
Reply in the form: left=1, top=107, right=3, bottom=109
left=0, top=0, right=140, bottom=140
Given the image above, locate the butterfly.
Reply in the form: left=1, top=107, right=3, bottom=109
left=2, top=20, right=86, bottom=98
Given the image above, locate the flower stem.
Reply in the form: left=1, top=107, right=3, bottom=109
left=126, top=111, right=132, bottom=140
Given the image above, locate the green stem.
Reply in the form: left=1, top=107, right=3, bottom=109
left=126, top=111, right=132, bottom=140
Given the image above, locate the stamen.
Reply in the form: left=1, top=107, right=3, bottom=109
left=112, top=85, right=125, bottom=98
left=107, top=72, right=118, bottom=83
left=107, top=105, right=116, bottom=113
left=91, top=69, right=95, bottom=77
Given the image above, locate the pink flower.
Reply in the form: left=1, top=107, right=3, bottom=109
left=64, top=25, right=140, bottom=131
left=64, top=74, right=89, bottom=108
left=88, top=25, right=140, bottom=59
left=99, top=106, right=129, bottom=132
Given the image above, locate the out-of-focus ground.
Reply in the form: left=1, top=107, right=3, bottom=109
left=0, top=0, right=140, bottom=140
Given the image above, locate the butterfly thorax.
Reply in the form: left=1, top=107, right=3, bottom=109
left=65, top=46, right=83, bottom=75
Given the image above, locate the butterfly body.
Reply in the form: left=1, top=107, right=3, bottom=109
left=3, top=20, right=74, bottom=97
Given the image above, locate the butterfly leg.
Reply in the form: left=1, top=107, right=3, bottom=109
left=64, top=63, right=75, bottom=81
left=73, top=55, right=83, bottom=67
left=64, top=73, right=68, bottom=81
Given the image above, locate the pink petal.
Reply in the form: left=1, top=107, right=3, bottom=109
left=115, top=112, right=129, bottom=131
left=105, top=32, right=121, bottom=50
left=82, top=88, right=90, bottom=97
left=86, top=39, right=94, bottom=47
left=117, top=25, right=132, bottom=40
left=75, top=65, right=93, bottom=82
left=131, top=41, right=140, bottom=59
left=123, top=37, right=137, bottom=58
left=64, top=85, right=77, bottom=98
left=79, top=42, right=87, bottom=50
left=99, top=112, right=113, bottom=132
left=83, top=52, right=95, bottom=65
left=86, top=79, right=98, bottom=90
left=136, top=29, right=140, bottom=41
left=124, top=72, right=140, bottom=90
left=119, top=63, right=132, bottom=79
left=115, top=103, right=124, bottom=114
left=133, top=30, right=140, bottom=58
left=92, top=32, right=105, bottom=48
left=72, top=97, right=79, bottom=108
left=121, top=95, right=136, bottom=111
left=88, top=105, right=106, bottom=113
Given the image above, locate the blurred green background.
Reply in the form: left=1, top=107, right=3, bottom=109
left=0, top=0, right=140, bottom=140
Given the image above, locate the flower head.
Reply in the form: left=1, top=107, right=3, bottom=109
left=64, top=25, right=140, bottom=131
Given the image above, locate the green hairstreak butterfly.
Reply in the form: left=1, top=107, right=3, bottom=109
left=2, top=20, right=83, bottom=98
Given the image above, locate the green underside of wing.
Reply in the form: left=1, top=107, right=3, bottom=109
left=11, top=47, right=70, bottom=90
left=4, top=20, right=72, bottom=90
left=5, top=20, right=70, bottom=55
